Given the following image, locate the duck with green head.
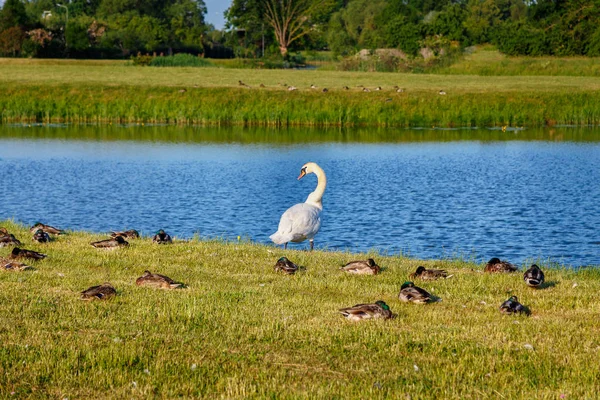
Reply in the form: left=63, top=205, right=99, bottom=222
left=341, top=258, right=380, bottom=275
left=32, top=229, right=51, bottom=243
left=339, top=301, right=393, bottom=321
left=399, top=282, right=433, bottom=304
left=274, top=257, right=299, bottom=275
left=152, top=229, right=172, bottom=244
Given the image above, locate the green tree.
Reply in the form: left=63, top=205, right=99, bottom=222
left=0, top=25, right=26, bottom=55
left=463, top=0, right=501, bottom=44
left=0, top=0, right=29, bottom=31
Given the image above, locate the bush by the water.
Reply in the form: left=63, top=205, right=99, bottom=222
left=149, top=54, right=212, bottom=67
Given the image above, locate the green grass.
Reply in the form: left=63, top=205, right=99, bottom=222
left=3, top=58, right=600, bottom=127
left=1, top=220, right=600, bottom=398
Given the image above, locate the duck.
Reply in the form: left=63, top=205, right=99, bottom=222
left=322, top=88, right=328, bottom=93
left=238, top=80, right=246, bottom=86
left=339, top=301, right=393, bottom=321
left=375, top=86, right=382, bottom=91
left=259, top=83, right=265, bottom=88
left=136, top=270, right=182, bottom=289
left=10, top=247, right=47, bottom=260
left=29, top=222, right=64, bottom=235
left=362, top=87, right=371, bottom=92
left=342, top=86, right=349, bottom=90
left=485, top=257, right=518, bottom=273
left=287, top=86, right=297, bottom=91
left=410, top=266, right=448, bottom=280
left=523, top=264, right=545, bottom=287
left=270, top=162, right=326, bottom=251
left=0, top=227, right=9, bottom=235
left=274, top=256, right=299, bottom=275
left=341, top=258, right=380, bottom=275
left=397, top=88, right=405, bottom=93
left=0, top=233, right=22, bottom=247
left=399, top=281, right=433, bottom=303
left=438, top=90, right=447, bottom=95
left=152, top=229, right=172, bottom=244
left=111, top=229, right=140, bottom=239
left=32, top=229, right=51, bottom=243
left=80, top=282, right=117, bottom=300
left=1, top=257, right=32, bottom=271
left=310, top=84, right=317, bottom=89
left=499, top=296, right=528, bottom=315
left=90, top=236, right=129, bottom=248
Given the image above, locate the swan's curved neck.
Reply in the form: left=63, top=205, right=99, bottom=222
left=305, top=165, right=327, bottom=209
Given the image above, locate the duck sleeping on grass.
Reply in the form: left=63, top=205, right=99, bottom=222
left=410, top=266, right=449, bottom=280
left=10, top=247, right=47, bottom=260
left=30, top=222, right=64, bottom=235
left=136, top=271, right=182, bottom=289
left=339, top=301, right=393, bottom=321
left=0, top=233, right=22, bottom=247
left=32, top=229, right=51, bottom=243
left=91, top=236, right=129, bottom=248
left=399, top=281, right=433, bottom=304
left=0, top=257, right=32, bottom=271
left=341, top=258, right=380, bottom=275
left=152, top=229, right=173, bottom=244
left=499, top=296, right=528, bottom=315
left=484, top=257, right=518, bottom=273
left=523, top=264, right=545, bottom=287
left=111, top=229, right=140, bottom=239
left=274, top=257, right=299, bottom=275
left=81, top=282, right=117, bottom=300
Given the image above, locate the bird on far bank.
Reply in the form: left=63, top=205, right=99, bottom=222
left=322, top=88, right=328, bottom=93
left=288, top=86, right=297, bottom=91
left=523, top=264, right=545, bottom=287
left=343, top=86, right=349, bottom=90
left=439, top=90, right=447, bottom=95
left=274, top=257, right=299, bottom=275
left=310, top=84, right=317, bottom=89
left=485, top=257, right=518, bottom=273
left=341, top=258, right=380, bottom=275
left=91, top=236, right=129, bottom=248
left=136, top=270, right=182, bottom=289
left=81, top=282, right=117, bottom=300
left=270, top=162, right=326, bottom=251
left=32, top=229, right=50, bottom=243
left=152, top=229, right=172, bottom=244
left=410, top=266, right=449, bottom=280
left=362, top=87, right=371, bottom=92
left=339, top=301, right=393, bottom=321
left=399, top=281, right=433, bottom=303
left=30, top=222, right=64, bottom=235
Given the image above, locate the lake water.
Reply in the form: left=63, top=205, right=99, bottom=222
left=1, top=125, right=599, bottom=267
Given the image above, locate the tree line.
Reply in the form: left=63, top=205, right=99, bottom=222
left=1, top=0, right=600, bottom=59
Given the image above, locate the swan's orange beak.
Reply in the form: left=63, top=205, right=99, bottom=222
left=297, top=168, right=306, bottom=180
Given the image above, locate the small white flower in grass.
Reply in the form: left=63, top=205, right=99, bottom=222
left=131, top=382, right=137, bottom=388
left=191, top=364, right=197, bottom=370
left=113, top=337, right=122, bottom=343
left=572, top=282, right=578, bottom=288
left=413, top=364, right=419, bottom=372
left=480, top=301, right=487, bottom=305
left=513, top=321, right=520, bottom=324
left=259, top=283, right=265, bottom=287
left=144, top=369, right=150, bottom=375
left=462, top=305, right=467, bottom=308
left=524, top=344, right=534, bottom=350
left=57, top=273, right=65, bottom=277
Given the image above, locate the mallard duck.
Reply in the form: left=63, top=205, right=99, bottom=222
left=341, top=258, right=380, bottom=275
left=32, top=229, right=51, bottom=243
left=1, top=257, right=32, bottom=271
left=523, top=264, right=545, bottom=287
left=0, top=227, right=9, bottom=235
left=10, top=247, right=47, bottom=260
left=310, top=84, right=317, bottom=89
left=136, top=270, right=182, bottom=289
left=399, top=282, right=432, bottom=303
left=410, top=266, right=448, bottom=280
left=339, top=301, right=393, bottom=321
left=499, top=296, right=528, bottom=315
left=0, top=233, right=22, bottom=247
left=111, top=229, right=140, bottom=239
left=362, top=87, right=371, bottom=92
left=485, top=257, right=518, bottom=273
left=152, top=229, right=172, bottom=244
left=259, top=83, right=265, bottom=88
left=342, top=86, right=349, bottom=90
left=439, top=90, right=447, bottom=95
left=91, top=236, right=129, bottom=248
left=80, top=282, right=117, bottom=300
left=375, top=86, right=382, bottom=91
left=29, top=222, right=64, bottom=235
left=322, top=88, right=328, bottom=93
left=274, top=257, right=299, bottom=275
left=288, top=86, right=297, bottom=91
left=238, top=80, right=246, bottom=86
left=397, top=88, right=405, bottom=93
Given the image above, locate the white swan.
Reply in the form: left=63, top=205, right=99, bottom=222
left=270, top=162, right=326, bottom=251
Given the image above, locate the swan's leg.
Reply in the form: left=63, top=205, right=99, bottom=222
left=310, top=240, right=314, bottom=251
left=284, top=243, right=287, bottom=250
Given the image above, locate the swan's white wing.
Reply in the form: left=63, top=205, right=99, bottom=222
left=270, top=203, right=322, bottom=244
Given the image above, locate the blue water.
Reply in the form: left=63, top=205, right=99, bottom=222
left=1, top=126, right=599, bottom=267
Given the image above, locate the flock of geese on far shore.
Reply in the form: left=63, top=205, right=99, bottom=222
left=237, top=80, right=448, bottom=95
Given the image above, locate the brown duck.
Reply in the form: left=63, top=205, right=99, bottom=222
left=29, top=222, right=64, bottom=235
left=340, top=258, right=380, bottom=275
left=484, top=257, right=518, bottom=273
left=135, top=270, right=182, bottom=289
left=10, top=247, right=47, bottom=260
left=410, top=266, right=449, bottom=280
left=91, top=236, right=129, bottom=248
left=81, top=282, right=117, bottom=300
left=110, top=229, right=140, bottom=239
left=0, top=233, right=22, bottom=247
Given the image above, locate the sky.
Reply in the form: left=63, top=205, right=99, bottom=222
left=0, top=0, right=232, bottom=30
left=205, top=0, right=232, bottom=30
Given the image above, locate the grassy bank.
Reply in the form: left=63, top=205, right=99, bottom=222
left=1, top=220, right=600, bottom=398
left=3, top=59, right=600, bottom=127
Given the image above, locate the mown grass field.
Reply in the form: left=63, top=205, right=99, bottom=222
left=1, top=220, right=600, bottom=398
left=2, top=58, right=600, bottom=127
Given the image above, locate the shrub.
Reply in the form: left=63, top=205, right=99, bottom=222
left=148, top=53, right=212, bottom=67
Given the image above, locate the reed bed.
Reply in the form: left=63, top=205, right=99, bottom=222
left=0, top=220, right=599, bottom=398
